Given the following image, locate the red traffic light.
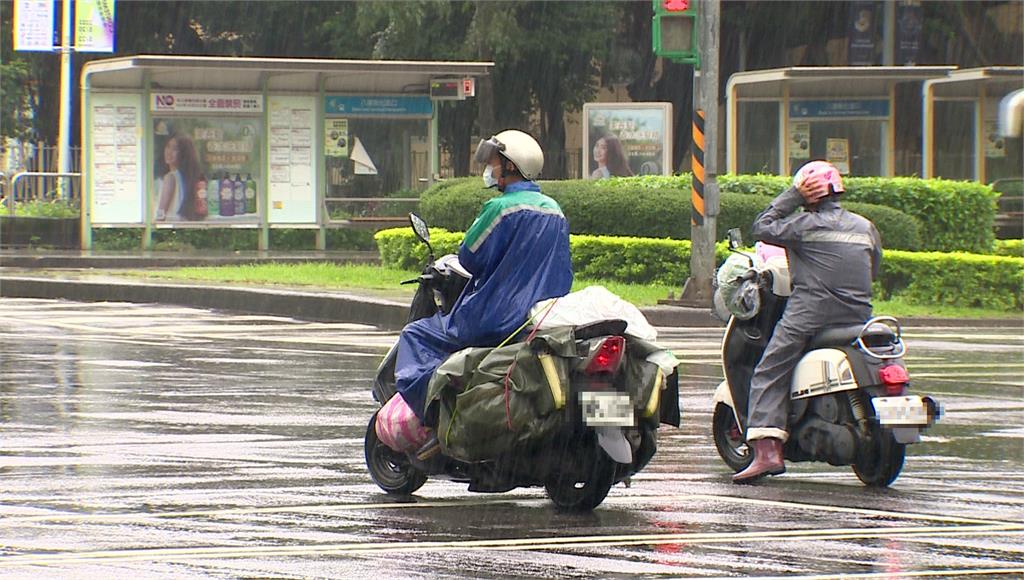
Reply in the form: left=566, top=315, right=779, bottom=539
left=663, top=0, right=690, bottom=11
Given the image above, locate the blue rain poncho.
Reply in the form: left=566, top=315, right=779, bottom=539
left=395, top=181, right=574, bottom=419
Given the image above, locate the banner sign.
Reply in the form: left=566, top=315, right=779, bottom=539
left=324, top=95, right=432, bottom=117
left=75, top=0, right=115, bottom=53
left=896, top=0, right=923, bottom=66
left=151, top=93, right=264, bottom=114
left=790, top=100, right=889, bottom=119
left=582, top=103, right=673, bottom=178
left=13, top=0, right=54, bottom=51
left=848, top=1, right=877, bottom=66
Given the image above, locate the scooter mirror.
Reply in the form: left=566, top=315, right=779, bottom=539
left=409, top=213, right=430, bottom=244
left=727, top=228, right=743, bottom=250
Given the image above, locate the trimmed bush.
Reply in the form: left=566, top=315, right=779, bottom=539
left=993, top=239, right=1024, bottom=258
left=876, top=250, right=1024, bottom=311
left=376, top=228, right=1023, bottom=312
left=375, top=227, right=462, bottom=270
left=419, top=177, right=922, bottom=251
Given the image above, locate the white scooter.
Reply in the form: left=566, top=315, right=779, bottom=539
left=711, top=229, right=940, bottom=487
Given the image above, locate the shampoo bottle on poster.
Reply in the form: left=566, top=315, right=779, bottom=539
left=208, top=172, right=220, bottom=216
left=220, top=173, right=234, bottom=217
left=233, top=173, right=245, bottom=216
left=196, top=175, right=208, bottom=219
left=245, top=173, right=256, bottom=214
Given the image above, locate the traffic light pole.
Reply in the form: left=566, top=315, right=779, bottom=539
left=677, top=0, right=719, bottom=307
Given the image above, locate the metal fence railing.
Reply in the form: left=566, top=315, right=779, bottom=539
left=7, top=172, right=82, bottom=216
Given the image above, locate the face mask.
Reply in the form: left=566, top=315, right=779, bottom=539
left=482, top=164, right=498, bottom=189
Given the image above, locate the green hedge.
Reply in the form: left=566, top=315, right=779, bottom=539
left=376, top=228, right=1023, bottom=312
left=875, top=250, right=1024, bottom=311
left=419, top=177, right=923, bottom=251
left=92, top=227, right=376, bottom=252
left=993, top=239, right=1024, bottom=258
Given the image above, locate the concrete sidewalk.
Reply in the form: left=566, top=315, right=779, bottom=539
left=0, top=251, right=1018, bottom=330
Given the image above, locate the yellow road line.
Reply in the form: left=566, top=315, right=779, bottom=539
left=2, top=523, right=1020, bottom=566
left=2, top=492, right=1014, bottom=528
left=735, top=567, right=1024, bottom=580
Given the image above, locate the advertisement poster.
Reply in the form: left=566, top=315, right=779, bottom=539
left=90, top=93, right=143, bottom=224
left=75, top=0, right=115, bottom=53
left=267, top=95, right=317, bottom=224
left=325, top=118, right=349, bottom=158
left=984, top=120, right=1006, bottom=158
left=826, top=138, right=851, bottom=175
left=583, top=103, right=672, bottom=179
left=152, top=117, right=262, bottom=223
left=13, top=0, right=54, bottom=51
left=789, top=122, right=811, bottom=160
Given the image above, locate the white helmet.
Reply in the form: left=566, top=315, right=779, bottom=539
left=474, top=129, right=544, bottom=180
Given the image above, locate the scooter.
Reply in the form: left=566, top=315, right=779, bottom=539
left=711, top=229, right=940, bottom=487
left=364, top=213, right=680, bottom=510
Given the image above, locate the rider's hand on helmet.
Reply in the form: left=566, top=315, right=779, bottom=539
left=797, top=173, right=830, bottom=205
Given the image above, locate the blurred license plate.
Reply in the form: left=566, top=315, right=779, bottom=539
left=872, top=395, right=930, bottom=426
left=579, top=391, right=633, bottom=427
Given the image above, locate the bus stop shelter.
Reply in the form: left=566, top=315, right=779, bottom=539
left=80, top=55, right=492, bottom=250
left=726, top=66, right=954, bottom=178
left=923, top=66, right=1024, bottom=183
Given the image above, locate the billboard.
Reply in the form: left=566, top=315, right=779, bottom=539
left=151, top=117, right=263, bottom=224
left=583, top=103, right=673, bottom=179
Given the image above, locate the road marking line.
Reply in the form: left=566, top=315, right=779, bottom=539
left=2, top=492, right=1013, bottom=528
left=2, top=523, right=1020, bottom=566
left=732, top=567, right=1024, bottom=580
left=662, top=493, right=1017, bottom=526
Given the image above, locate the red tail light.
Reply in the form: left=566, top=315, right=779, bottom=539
left=879, top=364, right=909, bottom=395
left=585, top=336, right=625, bottom=375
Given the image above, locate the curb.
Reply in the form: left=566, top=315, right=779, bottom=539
left=0, top=276, right=410, bottom=331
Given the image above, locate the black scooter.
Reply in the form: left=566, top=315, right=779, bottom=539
left=711, top=229, right=940, bottom=487
left=364, top=214, right=680, bottom=510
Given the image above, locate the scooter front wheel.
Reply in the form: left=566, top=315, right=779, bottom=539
left=364, top=411, right=427, bottom=495
left=713, top=403, right=754, bottom=472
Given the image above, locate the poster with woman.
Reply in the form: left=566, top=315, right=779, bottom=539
left=583, top=103, right=673, bottom=179
left=152, top=118, right=262, bottom=223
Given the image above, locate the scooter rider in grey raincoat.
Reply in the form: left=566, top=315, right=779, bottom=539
left=733, top=160, right=883, bottom=484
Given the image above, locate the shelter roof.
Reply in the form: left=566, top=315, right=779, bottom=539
left=82, top=55, right=494, bottom=94
left=728, top=66, right=957, bottom=99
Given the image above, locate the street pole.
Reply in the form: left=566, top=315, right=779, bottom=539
left=678, top=0, right=719, bottom=307
left=57, top=0, right=73, bottom=197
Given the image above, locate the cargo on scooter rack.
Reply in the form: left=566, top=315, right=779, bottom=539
left=711, top=229, right=940, bottom=487
left=364, top=214, right=681, bottom=511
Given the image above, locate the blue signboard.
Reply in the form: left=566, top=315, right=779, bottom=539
left=325, top=95, right=433, bottom=117
left=789, top=100, right=889, bottom=119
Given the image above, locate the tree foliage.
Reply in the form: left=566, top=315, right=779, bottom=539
left=3, top=0, right=1020, bottom=179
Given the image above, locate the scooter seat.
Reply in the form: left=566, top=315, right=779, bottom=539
left=575, top=319, right=628, bottom=341
left=809, top=323, right=895, bottom=349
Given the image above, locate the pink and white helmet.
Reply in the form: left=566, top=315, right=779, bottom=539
left=793, top=160, right=845, bottom=195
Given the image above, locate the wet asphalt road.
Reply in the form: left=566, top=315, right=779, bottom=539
left=1, top=298, right=1022, bottom=579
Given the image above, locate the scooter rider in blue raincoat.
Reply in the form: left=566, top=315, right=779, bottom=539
left=394, top=130, right=574, bottom=454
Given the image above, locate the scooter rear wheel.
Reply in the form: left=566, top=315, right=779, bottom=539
left=713, top=403, right=754, bottom=472
left=545, top=441, right=616, bottom=512
left=853, top=426, right=905, bottom=487
left=364, top=411, right=427, bottom=495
